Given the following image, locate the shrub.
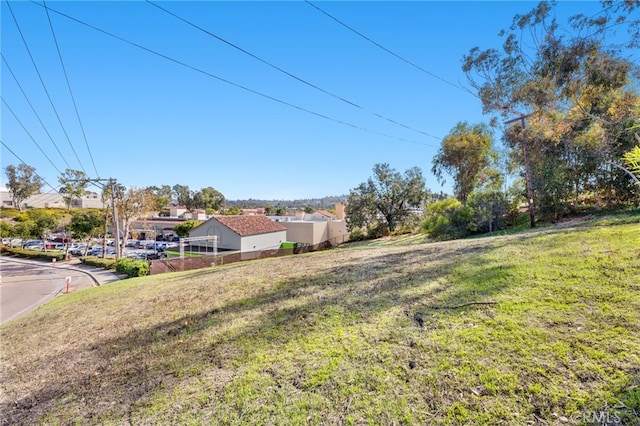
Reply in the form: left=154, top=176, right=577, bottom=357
left=348, top=228, right=366, bottom=242
left=3, top=247, right=65, bottom=261
left=421, top=198, right=473, bottom=240
left=367, top=222, right=390, bottom=239
left=81, top=256, right=117, bottom=270
left=115, top=258, right=150, bottom=277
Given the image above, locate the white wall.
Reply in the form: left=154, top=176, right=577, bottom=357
left=328, top=221, right=348, bottom=244
left=240, top=231, right=287, bottom=252
left=281, top=221, right=327, bottom=245
left=190, top=219, right=241, bottom=250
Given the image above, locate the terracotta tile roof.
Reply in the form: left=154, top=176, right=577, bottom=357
left=214, top=215, right=286, bottom=237
left=315, top=210, right=334, bottom=218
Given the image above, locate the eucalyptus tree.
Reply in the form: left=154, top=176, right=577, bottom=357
left=432, top=122, right=498, bottom=203
left=146, top=185, right=173, bottom=211
left=463, top=0, right=640, bottom=218
left=172, top=184, right=192, bottom=208
left=115, top=186, right=156, bottom=257
left=58, top=169, right=88, bottom=211
left=4, top=164, right=42, bottom=212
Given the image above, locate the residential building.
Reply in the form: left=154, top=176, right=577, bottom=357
left=189, top=215, right=287, bottom=252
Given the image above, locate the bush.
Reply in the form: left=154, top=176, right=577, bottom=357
left=348, top=228, right=366, bottom=242
left=3, top=247, right=66, bottom=261
left=116, top=258, right=150, bottom=277
left=367, top=222, right=390, bottom=239
left=81, top=256, right=117, bottom=270
left=421, top=198, right=473, bottom=240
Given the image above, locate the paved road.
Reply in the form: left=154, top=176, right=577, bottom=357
left=0, top=257, right=121, bottom=325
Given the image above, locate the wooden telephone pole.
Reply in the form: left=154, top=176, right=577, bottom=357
left=505, top=111, right=536, bottom=228
left=67, top=177, right=122, bottom=259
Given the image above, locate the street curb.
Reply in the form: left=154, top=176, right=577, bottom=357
left=0, top=256, right=125, bottom=287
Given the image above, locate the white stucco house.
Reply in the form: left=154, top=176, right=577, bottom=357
left=189, top=215, right=287, bottom=252
left=0, top=189, right=105, bottom=209
left=276, top=218, right=348, bottom=246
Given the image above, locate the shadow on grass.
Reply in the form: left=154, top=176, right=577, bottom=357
left=2, top=240, right=515, bottom=425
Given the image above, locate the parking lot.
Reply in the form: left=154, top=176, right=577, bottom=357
left=3, top=238, right=183, bottom=260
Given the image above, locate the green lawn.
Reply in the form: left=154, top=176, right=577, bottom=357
left=1, top=217, right=639, bottom=425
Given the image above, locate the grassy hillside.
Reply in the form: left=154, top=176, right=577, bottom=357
left=1, top=216, right=639, bottom=425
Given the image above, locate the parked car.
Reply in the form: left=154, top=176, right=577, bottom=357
left=145, top=252, right=167, bottom=260
left=69, top=245, right=88, bottom=256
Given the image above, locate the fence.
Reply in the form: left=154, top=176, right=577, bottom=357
left=149, top=241, right=333, bottom=275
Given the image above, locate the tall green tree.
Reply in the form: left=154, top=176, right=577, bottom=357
left=192, top=187, right=225, bottom=211
left=58, top=169, right=88, bottom=211
left=172, top=184, right=192, bottom=208
left=115, top=187, right=156, bottom=257
left=26, top=210, right=57, bottom=251
left=432, top=122, right=497, bottom=203
left=346, top=163, right=426, bottom=233
left=68, top=211, right=103, bottom=256
left=4, top=164, right=42, bottom=211
left=173, top=220, right=200, bottom=238
left=463, top=0, right=640, bottom=218
left=146, top=185, right=173, bottom=211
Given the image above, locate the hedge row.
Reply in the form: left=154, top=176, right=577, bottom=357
left=1, top=247, right=66, bottom=262
left=80, top=256, right=117, bottom=270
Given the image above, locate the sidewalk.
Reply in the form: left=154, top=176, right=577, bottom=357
left=64, top=258, right=128, bottom=286
left=1, top=256, right=127, bottom=288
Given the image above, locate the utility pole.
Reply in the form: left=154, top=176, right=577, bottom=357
left=504, top=111, right=536, bottom=228
left=66, top=177, right=122, bottom=259
left=107, top=178, right=122, bottom=259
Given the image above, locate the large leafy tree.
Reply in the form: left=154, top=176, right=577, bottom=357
left=146, top=185, right=173, bottom=211
left=4, top=164, right=42, bottom=211
left=432, top=122, right=497, bottom=203
left=68, top=210, right=103, bottom=256
left=26, top=210, right=58, bottom=251
left=192, top=187, right=226, bottom=211
left=463, top=0, right=640, bottom=218
left=58, top=169, right=88, bottom=211
left=114, top=186, right=156, bottom=257
left=68, top=211, right=103, bottom=242
left=172, top=184, right=192, bottom=208
left=346, top=163, right=426, bottom=233
left=173, top=220, right=200, bottom=238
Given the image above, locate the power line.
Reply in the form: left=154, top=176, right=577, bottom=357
left=1, top=98, right=63, bottom=176
left=0, top=139, right=58, bottom=192
left=146, top=0, right=440, bottom=140
left=42, top=0, right=99, bottom=177
left=305, top=0, right=475, bottom=97
left=34, top=1, right=436, bottom=148
left=5, top=0, right=87, bottom=174
left=1, top=55, right=73, bottom=171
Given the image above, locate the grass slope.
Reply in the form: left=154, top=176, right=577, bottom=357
left=1, top=218, right=639, bottom=425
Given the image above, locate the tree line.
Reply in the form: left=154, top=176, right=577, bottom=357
left=346, top=1, right=640, bottom=239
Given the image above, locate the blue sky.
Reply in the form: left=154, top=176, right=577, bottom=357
left=1, top=1, right=605, bottom=201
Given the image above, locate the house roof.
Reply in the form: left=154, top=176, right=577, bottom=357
left=315, top=210, right=334, bottom=218
left=214, top=215, right=287, bottom=237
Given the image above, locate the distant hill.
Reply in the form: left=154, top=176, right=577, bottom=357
left=227, top=195, right=347, bottom=209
